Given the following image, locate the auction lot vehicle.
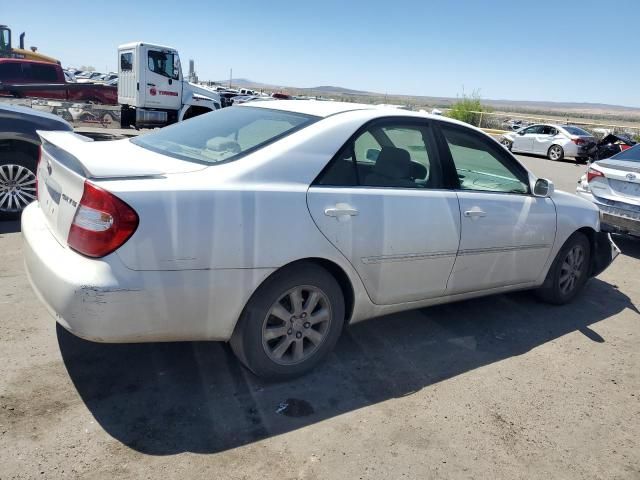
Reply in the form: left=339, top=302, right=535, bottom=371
left=0, top=59, right=117, bottom=105
left=0, top=103, right=72, bottom=217
left=577, top=144, right=640, bottom=236
left=117, top=42, right=220, bottom=128
left=500, top=124, right=596, bottom=162
left=595, top=133, right=637, bottom=160
left=22, top=101, right=619, bottom=379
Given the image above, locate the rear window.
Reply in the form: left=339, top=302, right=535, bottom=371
left=610, top=144, right=640, bottom=162
left=563, top=126, right=591, bottom=136
left=131, top=106, right=318, bottom=164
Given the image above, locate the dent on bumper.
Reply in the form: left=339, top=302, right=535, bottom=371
left=22, top=203, right=274, bottom=343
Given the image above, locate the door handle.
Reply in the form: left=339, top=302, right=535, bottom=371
left=463, top=207, right=487, bottom=219
left=325, top=203, right=358, bottom=219
left=147, top=82, right=156, bottom=87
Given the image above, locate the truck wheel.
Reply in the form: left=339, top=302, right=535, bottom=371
left=230, top=263, right=345, bottom=380
left=0, top=153, right=38, bottom=219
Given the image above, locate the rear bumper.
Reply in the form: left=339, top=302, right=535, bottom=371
left=576, top=188, right=640, bottom=236
left=22, top=203, right=273, bottom=343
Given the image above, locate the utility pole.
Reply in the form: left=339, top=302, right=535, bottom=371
left=229, top=68, right=232, bottom=89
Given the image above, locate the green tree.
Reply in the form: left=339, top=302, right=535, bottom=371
left=447, top=90, right=490, bottom=126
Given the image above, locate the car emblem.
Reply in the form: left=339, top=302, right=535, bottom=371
left=46, top=160, right=52, bottom=175
left=626, top=173, right=636, bottom=181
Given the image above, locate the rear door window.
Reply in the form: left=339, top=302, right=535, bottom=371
left=30, top=64, right=59, bottom=82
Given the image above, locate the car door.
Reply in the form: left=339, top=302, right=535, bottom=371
left=307, top=118, right=461, bottom=305
left=143, top=47, right=182, bottom=109
left=533, top=125, right=557, bottom=155
left=511, top=125, right=540, bottom=153
left=436, top=122, right=556, bottom=294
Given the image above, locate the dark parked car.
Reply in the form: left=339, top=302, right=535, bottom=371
left=0, top=103, right=72, bottom=218
left=595, top=133, right=637, bottom=160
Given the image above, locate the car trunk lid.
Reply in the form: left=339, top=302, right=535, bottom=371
left=36, top=131, right=207, bottom=247
left=591, top=160, right=640, bottom=205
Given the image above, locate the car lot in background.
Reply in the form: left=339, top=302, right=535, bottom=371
left=500, top=124, right=597, bottom=162
left=577, top=143, right=640, bottom=236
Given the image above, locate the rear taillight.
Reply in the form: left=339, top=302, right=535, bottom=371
left=572, top=138, right=586, bottom=145
left=621, top=144, right=632, bottom=152
left=587, top=167, right=605, bottom=183
left=68, top=181, right=139, bottom=258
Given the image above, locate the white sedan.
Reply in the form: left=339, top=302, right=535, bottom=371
left=500, top=124, right=597, bottom=162
left=577, top=144, right=640, bottom=236
left=23, top=101, right=619, bottom=379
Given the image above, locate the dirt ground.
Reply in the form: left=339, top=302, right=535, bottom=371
left=1, top=155, right=639, bottom=480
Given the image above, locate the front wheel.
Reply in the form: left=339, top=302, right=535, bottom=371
left=230, top=263, right=345, bottom=380
left=548, top=145, right=564, bottom=161
left=536, top=232, right=591, bottom=305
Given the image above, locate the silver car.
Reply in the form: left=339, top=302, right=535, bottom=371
left=577, top=144, right=640, bottom=236
left=22, top=101, right=619, bottom=379
left=500, top=124, right=596, bottom=162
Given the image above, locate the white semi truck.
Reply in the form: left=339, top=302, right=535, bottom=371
left=117, top=42, right=220, bottom=129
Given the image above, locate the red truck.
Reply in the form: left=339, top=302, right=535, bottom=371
left=0, top=58, right=117, bottom=105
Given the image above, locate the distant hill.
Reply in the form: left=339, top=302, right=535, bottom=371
left=211, top=78, right=640, bottom=116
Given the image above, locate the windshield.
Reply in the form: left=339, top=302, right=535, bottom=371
left=562, top=126, right=591, bottom=136
left=131, top=106, right=318, bottom=164
left=610, top=144, right=640, bottom=162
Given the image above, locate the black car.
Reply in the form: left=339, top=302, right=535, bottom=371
left=595, top=133, right=637, bottom=160
left=0, top=103, right=72, bottom=218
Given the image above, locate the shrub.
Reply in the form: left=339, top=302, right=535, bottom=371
left=447, top=90, right=490, bottom=126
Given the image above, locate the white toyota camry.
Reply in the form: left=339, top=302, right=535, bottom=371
left=23, top=101, right=619, bottom=379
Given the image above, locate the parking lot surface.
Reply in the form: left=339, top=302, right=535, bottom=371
left=1, top=154, right=639, bottom=479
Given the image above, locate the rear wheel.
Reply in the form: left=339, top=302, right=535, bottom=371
left=536, top=232, right=591, bottom=305
left=548, top=145, right=564, bottom=161
left=0, top=153, right=38, bottom=219
left=230, top=263, right=345, bottom=380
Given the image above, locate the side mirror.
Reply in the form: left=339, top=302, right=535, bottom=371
left=518, top=130, right=525, bottom=135
left=366, top=148, right=380, bottom=161
left=533, top=178, right=554, bottom=197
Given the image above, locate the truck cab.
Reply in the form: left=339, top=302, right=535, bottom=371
left=117, top=42, right=220, bottom=128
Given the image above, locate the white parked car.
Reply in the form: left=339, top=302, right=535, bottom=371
left=500, top=124, right=597, bottom=162
left=23, top=101, right=619, bottom=379
left=577, top=143, right=640, bottom=236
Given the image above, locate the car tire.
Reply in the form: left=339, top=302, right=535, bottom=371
left=500, top=139, right=512, bottom=151
left=548, top=145, right=564, bottom=161
left=535, top=232, right=591, bottom=305
left=0, top=152, right=38, bottom=220
left=230, top=263, right=345, bottom=380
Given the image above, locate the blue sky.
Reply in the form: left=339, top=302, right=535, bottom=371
left=4, top=0, right=639, bottom=106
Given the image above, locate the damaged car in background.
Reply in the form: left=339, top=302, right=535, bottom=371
left=500, top=124, right=596, bottom=162
left=577, top=143, right=640, bottom=237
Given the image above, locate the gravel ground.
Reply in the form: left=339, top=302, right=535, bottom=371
left=1, top=154, right=638, bottom=480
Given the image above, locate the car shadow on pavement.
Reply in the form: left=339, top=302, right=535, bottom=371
left=58, top=278, right=636, bottom=456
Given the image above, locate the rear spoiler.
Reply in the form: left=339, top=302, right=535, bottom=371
left=37, top=130, right=165, bottom=179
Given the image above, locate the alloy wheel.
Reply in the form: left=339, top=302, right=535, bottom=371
left=559, top=245, right=585, bottom=295
left=549, top=146, right=562, bottom=161
left=0, top=164, right=37, bottom=213
left=261, top=285, right=332, bottom=365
